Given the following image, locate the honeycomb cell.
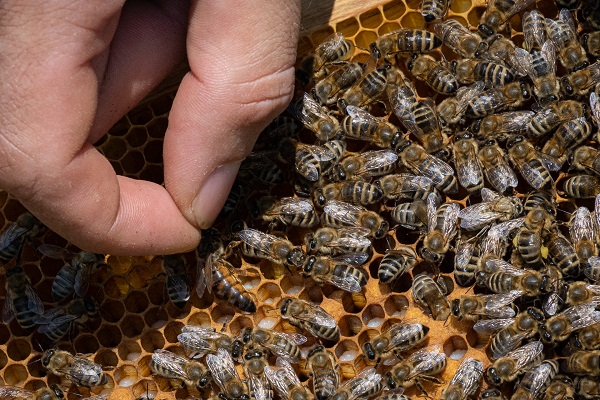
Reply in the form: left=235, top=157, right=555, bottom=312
left=4, top=364, right=28, bottom=386
left=336, top=17, right=360, bottom=38
left=311, top=26, right=336, bottom=46
left=256, top=282, right=282, bottom=307
left=383, top=0, right=407, bottom=20
left=138, top=355, right=153, bottom=378
left=451, top=0, right=472, bottom=13
left=24, top=379, right=47, bottom=392
left=100, top=137, right=128, bottom=161
left=121, top=314, right=145, bottom=338
left=147, top=280, right=167, bottom=306
left=73, top=334, right=100, bottom=355
left=405, top=0, right=421, bottom=9
left=229, top=315, right=253, bottom=336
left=128, top=106, right=154, bottom=125
left=378, top=21, right=402, bottom=35
left=27, top=355, right=45, bottom=378
left=164, top=321, right=184, bottom=343
left=339, top=315, right=363, bottom=337
left=7, top=338, right=30, bottom=361
left=102, top=299, right=126, bottom=323
left=254, top=306, right=280, bottom=330
left=126, top=126, right=148, bottom=148
left=0, top=349, right=7, bottom=370
left=341, top=291, right=367, bottom=313
left=132, top=380, right=159, bottom=399
left=107, top=118, right=130, bottom=136
left=466, top=328, right=488, bottom=349
left=141, top=329, right=166, bottom=353
left=362, top=304, right=386, bottom=328
left=443, top=335, right=468, bottom=360
left=147, top=116, right=168, bottom=138
left=360, top=8, right=384, bottom=29
left=335, top=340, right=361, bottom=364
left=384, top=294, right=409, bottom=318
left=241, top=273, right=262, bottom=291
left=280, top=274, right=305, bottom=296
left=110, top=160, right=124, bottom=175
left=103, top=276, right=130, bottom=299
left=401, top=11, right=426, bottom=29
left=187, top=311, right=212, bottom=327
left=120, top=150, right=145, bottom=175
left=114, top=365, right=138, bottom=387
left=357, top=329, right=380, bottom=352
left=390, top=273, right=413, bottom=293
left=145, top=307, right=169, bottom=329
left=0, top=324, right=10, bottom=345
left=117, top=340, right=142, bottom=363
left=124, top=290, right=150, bottom=314
left=97, top=324, right=123, bottom=348
left=139, top=164, right=164, bottom=184
left=355, top=30, right=379, bottom=50
left=94, top=349, right=119, bottom=368
left=467, top=6, right=485, bottom=27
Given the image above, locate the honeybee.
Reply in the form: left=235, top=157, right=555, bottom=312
left=440, top=358, right=484, bottom=400
left=478, top=0, right=536, bottom=37
left=485, top=341, right=544, bottom=385
left=265, top=357, right=312, bottom=400
left=451, top=291, right=522, bottom=321
left=517, top=41, right=560, bottom=105
left=391, top=200, right=427, bottom=230
left=279, top=298, right=340, bottom=341
left=524, top=190, right=556, bottom=216
left=572, top=145, right=600, bottom=175
left=484, top=35, right=529, bottom=76
left=378, top=247, right=418, bottom=284
left=314, top=181, right=383, bottom=208
left=454, top=234, right=481, bottom=287
left=42, top=349, right=107, bottom=387
left=546, top=228, right=580, bottom=277
left=243, top=350, right=272, bottom=400
left=406, top=54, right=458, bottom=94
left=302, top=255, right=368, bottom=293
left=296, top=33, right=355, bottom=85
left=203, top=251, right=257, bottom=313
left=511, top=360, right=559, bottom=400
left=341, top=105, right=402, bottom=149
left=307, top=346, right=339, bottom=400
left=177, top=325, right=243, bottom=360
left=242, top=327, right=306, bottom=364
left=322, top=200, right=389, bottom=239
left=255, top=116, right=299, bottom=151
left=546, top=9, right=589, bottom=72
left=2, top=265, right=44, bottom=329
left=459, top=189, right=523, bottom=231
left=392, top=94, right=448, bottom=153
left=563, top=175, right=600, bottom=199
left=397, top=140, right=457, bottom=194
left=334, top=150, right=398, bottom=181
left=528, top=100, right=587, bottom=138
left=421, top=0, right=449, bottom=21
left=339, top=66, right=388, bottom=108
left=542, top=117, right=591, bottom=164
left=561, top=281, right=600, bottom=307
left=543, top=376, right=575, bottom=400
left=569, top=206, right=598, bottom=267
left=514, top=207, right=552, bottom=266
left=362, top=322, right=430, bottom=365
left=0, top=212, right=43, bottom=265
left=253, top=196, right=319, bottom=228
left=294, top=93, right=341, bottom=142
left=386, top=346, right=446, bottom=394
left=370, top=29, right=442, bottom=59
left=434, top=19, right=488, bottom=58
left=581, top=31, right=600, bottom=57
left=539, top=300, right=600, bottom=344
left=438, top=81, right=485, bottom=126
left=575, top=376, right=600, bottom=399
left=472, top=110, right=534, bottom=141
left=480, top=389, right=507, bottom=400
left=206, top=348, right=249, bottom=400
left=476, top=258, right=548, bottom=297
left=330, top=367, right=383, bottom=400
left=150, top=349, right=211, bottom=390
left=523, top=10, right=548, bottom=51
left=0, top=385, right=64, bottom=400
left=507, top=136, right=560, bottom=190
left=561, top=61, right=600, bottom=96
left=466, top=81, right=532, bottom=118
left=37, top=297, right=99, bottom=343
left=377, top=174, right=440, bottom=203
left=477, top=218, right=525, bottom=273
left=474, top=307, right=544, bottom=360
left=304, top=227, right=372, bottom=256
left=412, top=274, right=451, bottom=321
left=452, top=132, right=484, bottom=192
left=291, top=139, right=346, bottom=184
left=421, top=193, right=460, bottom=264
left=478, top=139, right=519, bottom=194
left=313, top=62, right=366, bottom=105
left=160, top=254, right=190, bottom=309
left=231, top=228, right=306, bottom=269
left=450, top=59, right=515, bottom=87
left=563, top=350, right=600, bottom=376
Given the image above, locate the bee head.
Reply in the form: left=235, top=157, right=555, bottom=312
left=51, top=385, right=64, bottom=399
left=520, top=81, right=531, bottom=99
left=386, top=371, right=397, bottom=389
left=314, top=189, right=327, bottom=207
left=362, top=342, right=376, bottom=360
left=375, top=221, right=389, bottom=239
left=478, top=23, right=495, bottom=38
left=451, top=299, right=461, bottom=319
left=370, top=42, right=381, bottom=59
left=280, top=298, right=292, bottom=315
left=485, top=367, right=502, bottom=386
left=41, top=349, right=55, bottom=366
left=506, top=135, right=524, bottom=149
left=474, top=41, right=489, bottom=57
left=561, top=76, right=574, bottom=96
left=406, top=53, right=418, bottom=70
left=241, top=327, right=253, bottom=343
left=303, top=256, right=316, bottom=274
left=390, top=132, right=402, bottom=150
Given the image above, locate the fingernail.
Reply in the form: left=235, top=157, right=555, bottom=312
left=192, top=161, right=241, bottom=229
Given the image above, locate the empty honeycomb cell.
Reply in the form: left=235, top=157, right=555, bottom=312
left=310, top=26, right=336, bottom=46
left=378, top=21, right=402, bottom=35
left=164, top=321, right=184, bottom=343
left=467, top=6, right=485, bottom=27
left=146, top=116, right=168, bottom=138
left=126, top=126, right=148, bottom=148
left=107, top=118, right=131, bottom=136
left=257, top=282, right=282, bottom=306
left=390, top=273, right=413, bottom=294
left=100, top=137, right=128, bottom=161
left=362, top=304, right=386, bottom=328
left=384, top=294, right=409, bottom=318
left=165, top=301, right=191, bottom=319
left=6, top=338, right=30, bottom=362
left=118, top=340, right=142, bottom=363
left=280, top=273, right=305, bottom=296
left=121, top=314, right=145, bottom=338
left=3, top=197, right=27, bottom=218
left=114, top=365, right=138, bottom=388
left=24, top=379, right=47, bottom=392
left=229, top=315, right=253, bottom=335
left=466, top=328, right=488, bottom=349
left=299, top=285, right=325, bottom=304
left=145, top=307, right=169, bottom=329
left=22, top=262, right=43, bottom=286
left=355, top=29, right=380, bottom=50
left=336, top=17, right=360, bottom=38
left=120, top=150, right=145, bottom=175
left=4, top=364, right=28, bottom=386
left=97, top=324, right=123, bottom=348
left=127, top=106, right=154, bottom=125
left=0, top=321, right=10, bottom=345
left=147, top=280, right=167, bottom=306
left=339, top=315, right=363, bottom=337
left=27, top=355, right=45, bottom=378
left=132, top=380, right=159, bottom=399
left=400, top=11, right=425, bottom=29
left=101, top=299, right=125, bottom=323
left=383, top=0, right=407, bottom=20
left=124, top=290, right=150, bottom=314
left=443, top=335, right=468, bottom=360
left=138, top=354, right=153, bottom=378
left=360, top=8, right=384, bottom=29
left=73, top=334, right=100, bottom=355
left=450, top=0, right=472, bottom=13
left=187, top=311, right=211, bottom=327
left=141, top=329, right=166, bottom=353
left=103, top=276, right=130, bottom=299
left=94, top=349, right=119, bottom=368
left=143, top=140, right=164, bottom=164
left=138, top=164, right=165, bottom=184
left=0, top=349, right=7, bottom=370
left=110, top=160, right=124, bottom=175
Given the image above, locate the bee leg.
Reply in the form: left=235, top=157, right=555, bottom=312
left=225, top=240, right=241, bottom=258
left=415, top=379, right=432, bottom=399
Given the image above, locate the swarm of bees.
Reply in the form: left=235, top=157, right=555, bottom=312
left=5, top=0, right=600, bottom=398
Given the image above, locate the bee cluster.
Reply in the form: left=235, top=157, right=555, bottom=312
left=4, top=0, right=600, bottom=399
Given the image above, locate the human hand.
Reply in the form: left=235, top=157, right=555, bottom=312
left=0, top=1, right=301, bottom=255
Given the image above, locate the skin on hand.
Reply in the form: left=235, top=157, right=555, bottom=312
left=0, top=0, right=301, bottom=255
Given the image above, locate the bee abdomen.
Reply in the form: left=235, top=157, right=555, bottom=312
left=51, top=270, right=76, bottom=302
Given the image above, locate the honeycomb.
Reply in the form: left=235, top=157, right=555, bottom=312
left=0, top=0, right=587, bottom=399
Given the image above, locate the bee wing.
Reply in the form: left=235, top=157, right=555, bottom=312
left=421, top=154, right=454, bottom=185
left=455, top=141, right=482, bottom=188
left=337, top=227, right=371, bottom=238
left=317, top=32, right=348, bottom=65
left=289, top=302, right=338, bottom=329
left=481, top=188, right=501, bottom=203
left=570, top=207, right=594, bottom=243
left=448, top=357, right=484, bottom=388
left=541, top=40, right=556, bottom=76
left=74, top=264, right=92, bottom=298
left=339, top=367, right=381, bottom=396
left=239, top=228, right=278, bottom=256
left=206, top=348, right=239, bottom=391
left=267, top=198, right=314, bottom=215
left=275, top=331, right=308, bottom=345
left=181, top=325, right=219, bottom=335
left=484, top=258, right=525, bottom=275
left=454, top=82, right=486, bottom=111
left=427, top=193, right=440, bottom=232
left=459, top=202, right=500, bottom=230
left=177, top=332, right=217, bottom=356
left=300, top=93, right=329, bottom=125
left=387, top=323, right=427, bottom=351
left=248, top=374, right=271, bottom=400
left=37, top=313, right=78, bottom=334
left=486, top=157, right=519, bottom=193
left=1, top=294, right=15, bottom=324
left=346, top=105, right=379, bottom=124
left=332, top=252, right=370, bottom=266
left=354, top=150, right=398, bottom=176
left=498, top=0, right=536, bottom=24
left=410, top=351, right=446, bottom=379
left=537, top=151, right=562, bottom=172
left=164, top=264, right=190, bottom=302
left=441, top=203, right=461, bottom=239
left=323, top=200, right=364, bottom=228
left=505, top=341, right=543, bottom=370
left=265, top=364, right=300, bottom=400
left=558, top=9, right=577, bottom=36
left=513, top=47, right=536, bottom=78
left=473, top=318, right=515, bottom=335
left=36, top=244, right=74, bottom=259
left=455, top=236, right=477, bottom=270
left=0, top=223, right=29, bottom=252
left=0, top=386, right=35, bottom=398
left=25, top=285, right=44, bottom=316
left=525, top=361, right=558, bottom=398
left=523, top=11, right=547, bottom=52
left=68, top=358, right=103, bottom=383
left=396, top=174, right=435, bottom=193
left=482, top=291, right=522, bottom=318
left=586, top=256, right=600, bottom=281
left=561, top=302, right=600, bottom=331
left=329, top=236, right=372, bottom=252
left=591, top=92, right=600, bottom=127
left=152, top=349, right=187, bottom=377
left=489, top=218, right=525, bottom=238
left=543, top=292, right=561, bottom=317
left=328, top=272, right=364, bottom=293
